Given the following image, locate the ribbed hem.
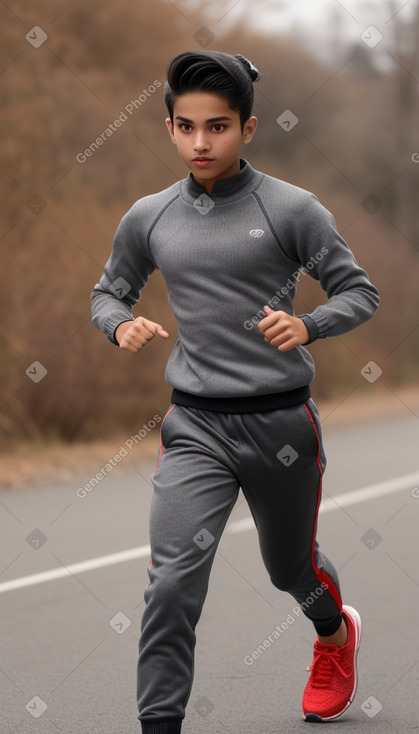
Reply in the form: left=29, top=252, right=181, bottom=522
left=170, top=385, right=311, bottom=414
left=140, top=719, right=182, bottom=734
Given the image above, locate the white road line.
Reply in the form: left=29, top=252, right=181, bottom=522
left=0, top=546, right=151, bottom=595
left=1, top=470, right=418, bottom=595
left=228, top=469, right=419, bottom=533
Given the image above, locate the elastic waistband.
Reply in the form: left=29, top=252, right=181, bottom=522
left=170, top=385, right=311, bottom=414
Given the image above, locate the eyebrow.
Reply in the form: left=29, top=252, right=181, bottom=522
left=174, top=115, right=233, bottom=123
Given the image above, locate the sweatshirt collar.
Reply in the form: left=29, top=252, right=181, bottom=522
left=180, top=158, right=264, bottom=205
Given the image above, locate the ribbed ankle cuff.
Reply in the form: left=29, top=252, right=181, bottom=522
left=313, top=612, right=343, bottom=637
left=140, top=718, right=182, bottom=734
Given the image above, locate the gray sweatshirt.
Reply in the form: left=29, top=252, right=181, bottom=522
left=91, top=159, right=379, bottom=412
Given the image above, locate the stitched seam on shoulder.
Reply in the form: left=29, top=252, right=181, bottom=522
left=146, top=193, right=180, bottom=257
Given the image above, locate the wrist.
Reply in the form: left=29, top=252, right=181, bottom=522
left=114, top=320, right=133, bottom=345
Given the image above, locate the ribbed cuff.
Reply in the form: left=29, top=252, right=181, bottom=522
left=299, top=314, right=319, bottom=344
left=105, top=314, right=133, bottom=344
left=140, top=718, right=182, bottom=734
left=313, top=613, right=343, bottom=637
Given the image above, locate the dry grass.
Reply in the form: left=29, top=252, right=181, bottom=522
left=0, top=434, right=160, bottom=490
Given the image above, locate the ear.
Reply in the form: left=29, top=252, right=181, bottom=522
left=165, top=117, right=177, bottom=145
left=242, top=116, right=258, bottom=145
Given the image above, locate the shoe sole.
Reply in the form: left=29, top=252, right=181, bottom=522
left=303, top=605, right=362, bottom=723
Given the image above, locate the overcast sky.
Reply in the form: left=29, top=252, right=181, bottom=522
left=187, top=0, right=417, bottom=61
left=241, top=0, right=413, bottom=35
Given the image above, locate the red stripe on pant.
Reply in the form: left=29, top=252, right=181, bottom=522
left=304, top=403, right=342, bottom=613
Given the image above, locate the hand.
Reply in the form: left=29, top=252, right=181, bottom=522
left=115, top=317, right=169, bottom=353
left=258, top=305, right=309, bottom=352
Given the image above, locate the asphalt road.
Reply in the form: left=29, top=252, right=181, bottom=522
left=1, top=413, right=419, bottom=734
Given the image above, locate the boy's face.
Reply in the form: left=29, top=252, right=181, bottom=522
left=165, top=92, right=257, bottom=194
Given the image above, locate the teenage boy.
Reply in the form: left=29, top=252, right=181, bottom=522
left=91, top=50, right=379, bottom=732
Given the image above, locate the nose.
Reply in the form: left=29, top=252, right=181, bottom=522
left=193, top=130, right=210, bottom=152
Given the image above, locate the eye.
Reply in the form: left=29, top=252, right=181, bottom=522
left=212, top=124, right=226, bottom=132
left=179, top=123, right=192, bottom=132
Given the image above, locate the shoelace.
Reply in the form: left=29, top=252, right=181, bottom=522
left=306, top=645, right=350, bottom=688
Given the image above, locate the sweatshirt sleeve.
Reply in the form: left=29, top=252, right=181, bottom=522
left=287, top=191, right=380, bottom=342
left=91, top=202, right=156, bottom=344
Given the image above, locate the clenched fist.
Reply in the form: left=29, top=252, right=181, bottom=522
left=258, top=306, right=309, bottom=352
left=115, top=317, right=169, bottom=353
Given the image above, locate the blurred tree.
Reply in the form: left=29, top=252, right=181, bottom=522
left=384, top=0, right=419, bottom=249
left=1, top=0, right=418, bottom=443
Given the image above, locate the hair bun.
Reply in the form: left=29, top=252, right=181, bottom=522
left=235, top=54, right=260, bottom=82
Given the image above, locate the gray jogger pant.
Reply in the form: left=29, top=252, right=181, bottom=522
left=137, top=399, right=343, bottom=730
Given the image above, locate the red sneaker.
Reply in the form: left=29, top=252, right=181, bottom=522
left=302, top=605, right=361, bottom=722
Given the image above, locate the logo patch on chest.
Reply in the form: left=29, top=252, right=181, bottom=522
left=249, top=229, right=264, bottom=238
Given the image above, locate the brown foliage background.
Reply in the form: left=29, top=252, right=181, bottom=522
left=1, top=0, right=419, bottom=445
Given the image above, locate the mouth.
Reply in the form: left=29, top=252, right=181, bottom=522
left=193, top=157, right=214, bottom=167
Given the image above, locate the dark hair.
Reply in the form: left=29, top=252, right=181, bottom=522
left=164, top=50, right=259, bottom=130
